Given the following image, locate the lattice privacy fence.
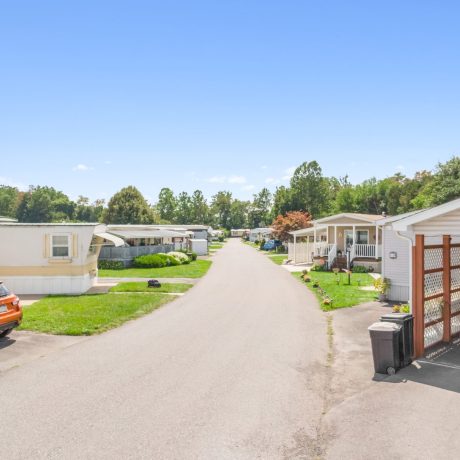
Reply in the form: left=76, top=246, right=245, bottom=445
left=414, top=236, right=460, bottom=355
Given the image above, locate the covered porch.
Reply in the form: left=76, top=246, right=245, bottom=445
left=288, top=223, right=382, bottom=266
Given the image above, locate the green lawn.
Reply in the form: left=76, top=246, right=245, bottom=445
left=294, top=271, right=377, bottom=311
left=109, top=282, right=193, bottom=293
left=269, top=255, right=288, bottom=265
left=209, top=243, right=224, bottom=250
left=243, top=241, right=260, bottom=249
left=18, top=293, right=173, bottom=335
left=99, top=259, right=212, bottom=279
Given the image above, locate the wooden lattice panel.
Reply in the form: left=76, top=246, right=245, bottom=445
left=451, top=246, right=460, bottom=266
left=451, top=290, right=460, bottom=314
left=451, top=315, right=460, bottom=336
left=424, top=272, right=444, bottom=298
left=451, top=268, right=460, bottom=290
left=424, top=247, right=443, bottom=271
left=424, top=323, right=444, bottom=348
left=424, top=297, right=443, bottom=324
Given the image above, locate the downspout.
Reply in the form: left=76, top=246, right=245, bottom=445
left=395, top=230, right=415, bottom=311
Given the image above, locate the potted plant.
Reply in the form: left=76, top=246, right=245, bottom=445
left=374, top=277, right=391, bottom=301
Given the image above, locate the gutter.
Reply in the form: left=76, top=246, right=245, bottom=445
left=395, top=230, right=415, bottom=311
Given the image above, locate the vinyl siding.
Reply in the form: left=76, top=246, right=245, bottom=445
left=413, top=208, right=460, bottom=234
left=382, top=228, right=411, bottom=302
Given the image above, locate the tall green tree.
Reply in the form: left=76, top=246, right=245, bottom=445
left=248, top=187, right=272, bottom=228
left=190, top=190, right=209, bottom=224
left=103, top=186, right=153, bottom=224
left=175, top=192, right=192, bottom=224
left=412, top=157, right=459, bottom=207
left=16, top=186, right=75, bottom=222
left=229, top=200, right=249, bottom=229
left=211, top=191, right=233, bottom=229
left=157, top=188, right=177, bottom=222
left=290, top=161, right=328, bottom=218
left=271, top=186, right=294, bottom=219
left=0, top=186, right=20, bottom=218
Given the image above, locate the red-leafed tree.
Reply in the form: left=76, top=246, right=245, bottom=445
left=271, top=211, right=312, bottom=242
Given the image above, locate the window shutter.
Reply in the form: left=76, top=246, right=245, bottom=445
left=72, top=234, right=78, bottom=258
left=43, top=234, right=50, bottom=258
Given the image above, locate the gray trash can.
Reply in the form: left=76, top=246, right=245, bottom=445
left=368, top=322, right=402, bottom=375
left=380, top=313, right=413, bottom=367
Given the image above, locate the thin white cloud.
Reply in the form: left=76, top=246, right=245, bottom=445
left=206, top=175, right=247, bottom=184
left=0, top=176, right=28, bottom=191
left=265, top=177, right=280, bottom=185
left=395, top=165, right=405, bottom=172
left=261, top=165, right=268, bottom=170
left=207, top=176, right=227, bottom=183
left=73, top=164, right=93, bottom=172
left=228, top=175, right=247, bottom=184
left=242, top=184, right=255, bottom=191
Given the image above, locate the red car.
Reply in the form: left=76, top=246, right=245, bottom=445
left=0, top=282, right=22, bottom=338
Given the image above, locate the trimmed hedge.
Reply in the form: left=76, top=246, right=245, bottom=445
left=168, top=251, right=191, bottom=264
left=133, top=253, right=180, bottom=268
left=98, top=260, right=124, bottom=270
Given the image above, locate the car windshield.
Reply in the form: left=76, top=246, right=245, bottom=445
left=0, top=284, right=10, bottom=297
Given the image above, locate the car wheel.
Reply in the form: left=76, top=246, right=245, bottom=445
left=0, top=328, right=13, bottom=338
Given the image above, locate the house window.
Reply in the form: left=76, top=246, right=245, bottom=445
left=356, top=230, right=369, bottom=245
left=51, top=235, right=71, bottom=257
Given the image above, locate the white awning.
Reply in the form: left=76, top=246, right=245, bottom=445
left=108, top=229, right=188, bottom=239
left=95, top=232, right=125, bottom=247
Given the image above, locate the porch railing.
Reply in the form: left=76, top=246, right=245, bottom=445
left=315, top=243, right=334, bottom=257
left=327, top=244, right=337, bottom=268
left=352, top=244, right=382, bottom=259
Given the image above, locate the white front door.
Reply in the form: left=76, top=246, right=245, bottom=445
left=344, top=229, right=354, bottom=250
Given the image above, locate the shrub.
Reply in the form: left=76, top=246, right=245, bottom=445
left=276, top=245, right=287, bottom=254
left=352, top=265, right=368, bottom=273
left=133, top=253, right=180, bottom=268
left=178, top=249, right=197, bottom=261
left=168, top=251, right=191, bottom=264
left=218, top=235, right=225, bottom=242
left=259, top=238, right=266, bottom=250
left=311, top=263, right=328, bottom=272
left=98, top=260, right=124, bottom=270
left=393, top=304, right=410, bottom=313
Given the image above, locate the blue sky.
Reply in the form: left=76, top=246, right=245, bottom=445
left=1, top=1, right=459, bottom=203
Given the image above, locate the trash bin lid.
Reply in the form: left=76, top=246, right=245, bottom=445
left=368, top=321, right=402, bottom=332
left=381, top=313, right=412, bottom=320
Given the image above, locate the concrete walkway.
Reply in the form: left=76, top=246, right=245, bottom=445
left=0, top=238, right=328, bottom=459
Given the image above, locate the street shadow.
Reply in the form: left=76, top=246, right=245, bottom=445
left=373, top=338, right=460, bottom=393
left=0, top=337, right=16, bottom=351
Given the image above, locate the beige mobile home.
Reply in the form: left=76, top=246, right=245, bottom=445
left=0, top=223, right=123, bottom=294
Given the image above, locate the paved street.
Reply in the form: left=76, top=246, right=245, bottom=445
left=0, top=239, right=328, bottom=459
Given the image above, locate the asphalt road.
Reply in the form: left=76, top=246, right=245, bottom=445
left=0, top=239, right=328, bottom=459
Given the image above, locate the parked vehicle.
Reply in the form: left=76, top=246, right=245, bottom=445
left=262, top=240, right=282, bottom=251
left=0, top=282, right=22, bottom=338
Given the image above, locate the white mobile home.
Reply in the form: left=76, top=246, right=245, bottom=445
left=0, top=223, right=123, bottom=294
left=288, top=213, right=383, bottom=270
left=249, top=228, right=273, bottom=243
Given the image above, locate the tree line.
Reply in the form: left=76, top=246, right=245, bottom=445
left=1, top=156, right=459, bottom=228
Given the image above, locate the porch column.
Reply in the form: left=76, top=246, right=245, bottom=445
left=413, top=234, right=425, bottom=358
left=443, top=235, right=451, bottom=343
left=293, top=234, right=297, bottom=264
left=375, top=225, right=379, bottom=258
left=334, top=225, right=337, bottom=246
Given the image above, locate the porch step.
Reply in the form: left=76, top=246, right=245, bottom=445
left=331, top=256, right=347, bottom=270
